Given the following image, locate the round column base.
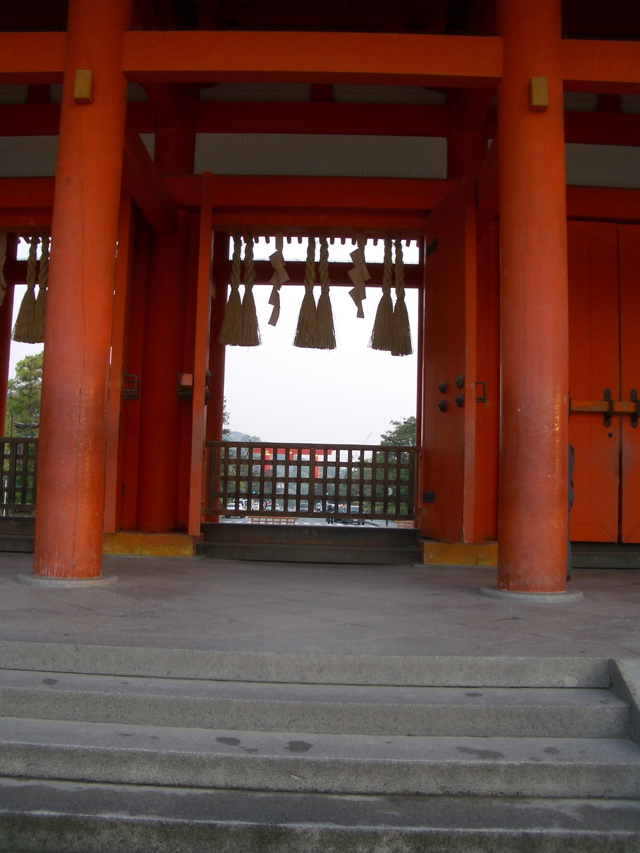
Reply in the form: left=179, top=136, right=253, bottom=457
left=17, top=574, right=118, bottom=588
left=480, top=586, right=583, bottom=603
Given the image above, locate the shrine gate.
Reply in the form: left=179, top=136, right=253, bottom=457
left=0, top=0, right=639, bottom=597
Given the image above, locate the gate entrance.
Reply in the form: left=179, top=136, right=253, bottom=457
left=569, top=222, right=640, bottom=543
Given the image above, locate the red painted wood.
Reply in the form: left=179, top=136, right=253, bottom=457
left=567, top=221, right=620, bottom=543
left=419, top=185, right=470, bottom=543
left=619, top=225, right=640, bottom=543
left=119, top=213, right=150, bottom=531
left=497, top=0, right=569, bottom=593
left=473, top=225, right=500, bottom=542
left=122, top=31, right=502, bottom=88
left=33, top=0, right=131, bottom=579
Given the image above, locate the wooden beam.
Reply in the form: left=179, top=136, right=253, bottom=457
left=122, top=128, right=177, bottom=234
left=564, top=110, right=640, bottom=147
left=165, top=174, right=458, bottom=211
left=562, top=39, right=640, bottom=94
left=2, top=98, right=638, bottom=148
left=195, top=101, right=449, bottom=136
left=0, top=177, right=55, bottom=208
left=0, top=33, right=65, bottom=83
left=454, top=88, right=496, bottom=133
left=567, top=186, right=640, bottom=223
left=143, top=82, right=197, bottom=125
left=123, top=31, right=503, bottom=87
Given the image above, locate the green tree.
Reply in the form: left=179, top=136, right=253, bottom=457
left=381, top=416, right=416, bottom=446
left=5, top=353, right=43, bottom=437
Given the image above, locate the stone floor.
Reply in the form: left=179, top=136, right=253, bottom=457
left=1, top=553, right=639, bottom=660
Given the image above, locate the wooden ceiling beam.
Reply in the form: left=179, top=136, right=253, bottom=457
left=123, top=31, right=502, bottom=87
left=0, top=33, right=65, bottom=84
left=562, top=39, right=640, bottom=93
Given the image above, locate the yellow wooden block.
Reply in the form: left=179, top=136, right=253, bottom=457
left=73, top=69, right=94, bottom=104
left=421, top=541, right=477, bottom=566
left=529, top=76, right=549, bottom=110
left=103, top=532, right=196, bottom=557
left=420, top=540, right=498, bottom=566
left=476, top=543, right=499, bottom=566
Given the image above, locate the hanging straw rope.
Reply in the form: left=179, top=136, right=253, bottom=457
left=0, top=233, right=7, bottom=307
left=13, top=235, right=39, bottom=344
left=347, top=236, right=370, bottom=319
left=315, top=235, right=336, bottom=350
left=369, top=236, right=394, bottom=352
left=268, top=234, right=289, bottom=327
left=294, top=235, right=319, bottom=348
left=240, top=233, right=260, bottom=346
left=33, top=234, right=49, bottom=343
left=391, top=238, right=413, bottom=356
left=218, top=234, right=243, bottom=345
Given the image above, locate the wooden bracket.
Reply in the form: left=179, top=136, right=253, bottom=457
left=73, top=69, right=94, bottom=104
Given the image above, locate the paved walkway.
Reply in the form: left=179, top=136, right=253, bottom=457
left=0, top=553, right=639, bottom=660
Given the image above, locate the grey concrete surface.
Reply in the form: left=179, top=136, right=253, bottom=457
left=0, top=670, right=629, bottom=737
left=3, top=716, right=640, bottom=797
left=2, top=780, right=640, bottom=853
left=0, top=553, right=639, bottom=660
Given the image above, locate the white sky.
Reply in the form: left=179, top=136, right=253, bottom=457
left=10, top=237, right=419, bottom=445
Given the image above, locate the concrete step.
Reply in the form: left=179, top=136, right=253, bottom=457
left=198, top=522, right=422, bottom=564
left=0, top=640, right=613, bottom=686
left=0, top=639, right=613, bottom=686
left=2, top=716, right=640, bottom=798
left=0, top=669, right=630, bottom=739
left=201, top=522, right=420, bottom=547
left=0, top=533, right=34, bottom=552
left=2, top=778, right=640, bottom=853
left=196, top=540, right=421, bottom=563
left=572, top=542, right=640, bottom=569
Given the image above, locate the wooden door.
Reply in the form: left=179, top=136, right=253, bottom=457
left=619, top=225, right=640, bottom=542
left=569, top=222, right=640, bottom=544
left=568, top=221, right=620, bottom=542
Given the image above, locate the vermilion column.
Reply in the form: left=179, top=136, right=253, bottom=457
left=136, top=125, right=195, bottom=532
left=497, top=0, right=569, bottom=592
left=33, top=0, right=131, bottom=578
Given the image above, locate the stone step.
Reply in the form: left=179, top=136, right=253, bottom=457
left=201, top=522, right=420, bottom=547
left=2, top=717, right=640, bottom=798
left=0, top=533, right=34, bottom=552
left=0, top=669, right=629, bottom=739
left=0, top=641, right=613, bottom=687
left=572, top=542, right=640, bottom=569
left=2, top=778, right=640, bottom=853
left=196, top=540, right=421, bottom=563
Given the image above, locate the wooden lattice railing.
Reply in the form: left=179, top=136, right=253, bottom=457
left=205, top=442, right=418, bottom=521
left=1, top=437, right=38, bottom=515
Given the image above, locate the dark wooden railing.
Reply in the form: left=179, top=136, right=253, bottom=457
left=1, top=437, right=38, bottom=515
left=205, top=442, right=418, bottom=521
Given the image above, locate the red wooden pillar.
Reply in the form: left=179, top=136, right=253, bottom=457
left=33, top=0, right=131, bottom=579
left=136, top=124, right=195, bottom=533
left=206, top=231, right=230, bottom=445
left=496, top=0, right=569, bottom=592
left=0, top=237, right=17, bottom=432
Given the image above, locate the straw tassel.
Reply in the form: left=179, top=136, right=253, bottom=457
left=240, top=234, right=260, bottom=346
left=369, top=236, right=394, bottom=352
left=33, top=234, right=49, bottom=343
left=268, top=234, right=289, bottom=327
left=218, top=234, right=244, bottom=345
left=315, top=236, right=336, bottom=350
left=294, top=235, right=319, bottom=348
left=391, top=238, right=413, bottom=356
left=13, top=235, right=39, bottom=344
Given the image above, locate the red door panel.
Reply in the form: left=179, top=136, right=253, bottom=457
left=619, top=224, right=640, bottom=542
left=568, top=221, right=620, bottom=542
